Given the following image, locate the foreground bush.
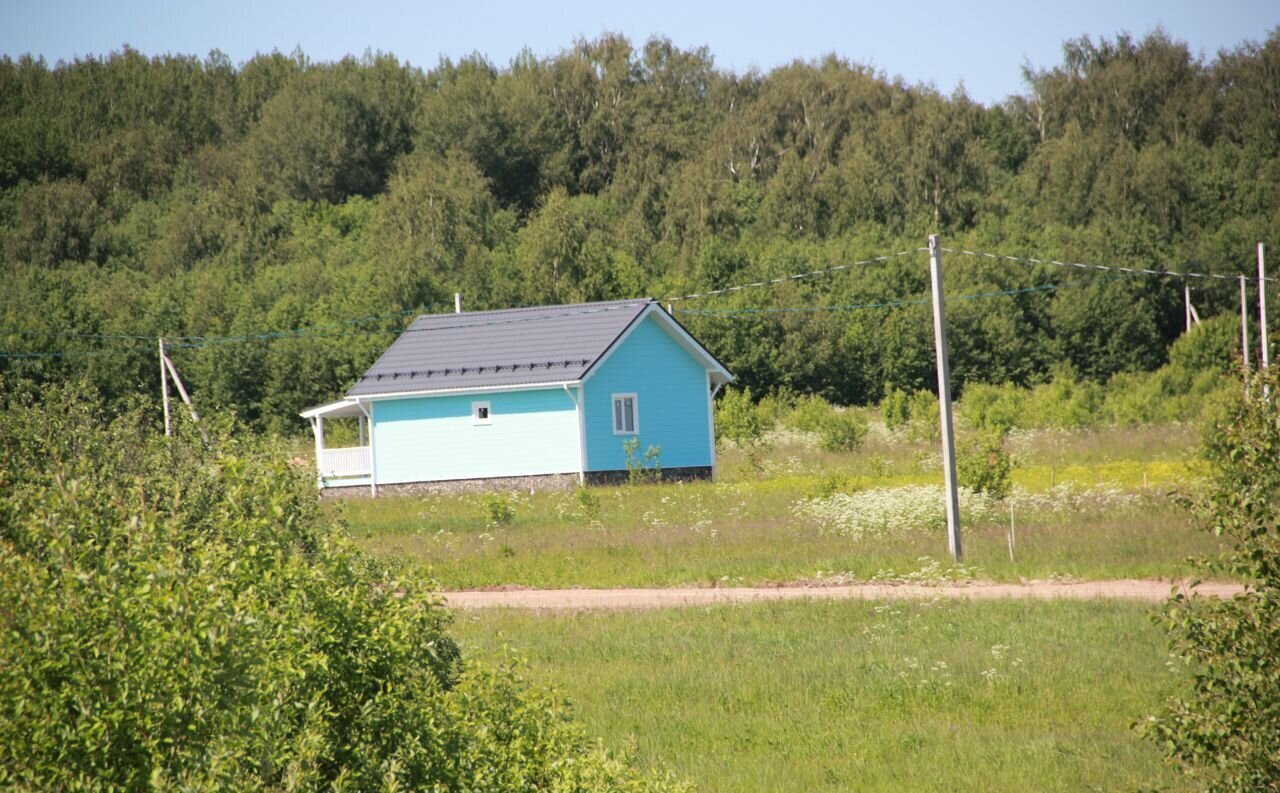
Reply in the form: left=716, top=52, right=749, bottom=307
left=1141, top=368, right=1280, bottom=790
left=0, top=383, right=687, bottom=792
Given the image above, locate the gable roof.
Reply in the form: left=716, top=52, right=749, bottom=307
left=344, top=298, right=730, bottom=400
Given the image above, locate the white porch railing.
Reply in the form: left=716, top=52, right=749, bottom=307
left=320, top=446, right=371, bottom=478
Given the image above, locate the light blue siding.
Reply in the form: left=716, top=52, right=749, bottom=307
left=372, top=387, right=579, bottom=484
left=583, top=315, right=711, bottom=471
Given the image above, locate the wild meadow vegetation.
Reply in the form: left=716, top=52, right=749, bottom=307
left=452, top=599, right=1189, bottom=793
left=345, top=371, right=1228, bottom=589
left=376, top=371, right=1280, bottom=792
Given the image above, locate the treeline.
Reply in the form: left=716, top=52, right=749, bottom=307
left=1, top=31, right=1277, bottom=432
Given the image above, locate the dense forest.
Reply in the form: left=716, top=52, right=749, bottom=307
left=1, top=29, right=1277, bottom=432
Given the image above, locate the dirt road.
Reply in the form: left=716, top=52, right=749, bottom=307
left=442, top=579, right=1245, bottom=611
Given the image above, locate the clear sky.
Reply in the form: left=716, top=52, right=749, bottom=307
left=2, top=0, right=1277, bottom=105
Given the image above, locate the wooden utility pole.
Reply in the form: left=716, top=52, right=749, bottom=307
left=159, top=337, right=171, bottom=436
left=928, top=235, right=962, bottom=562
left=1241, top=274, right=1251, bottom=392
left=1259, top=243, right=1269, bottom=372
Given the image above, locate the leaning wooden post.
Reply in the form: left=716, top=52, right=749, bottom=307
left=928, top=235, right=962, bottom=562
left=162, top=354, right=209, bottom=444
left=159, top=337, right=171, bottom=436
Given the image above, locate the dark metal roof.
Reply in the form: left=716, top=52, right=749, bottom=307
left=346, top=298, right=655, bottom=397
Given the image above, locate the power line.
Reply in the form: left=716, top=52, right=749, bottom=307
left=0, top=303, right=440, bottom=344
left=943, top=247, right=1276, bottom=283
left=0, top=247, right=924, bottom=350
left=0, top=302, right=657, bottom=360
left=674, top=282, right=1069, bottom=316
left=5, top=243, right=1269, bottom=359
left=663, top=249, right=924, bottom=302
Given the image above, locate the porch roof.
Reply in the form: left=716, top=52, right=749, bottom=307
left=299, top=399, right=366, bottom=420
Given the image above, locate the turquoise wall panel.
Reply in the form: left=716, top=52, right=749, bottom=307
left=372, top=387, right=579, bottom=484
left=583, top=315, right=711, bottom=471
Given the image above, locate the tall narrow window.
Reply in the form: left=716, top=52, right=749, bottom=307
left=612, top=393, right=637, bottom=435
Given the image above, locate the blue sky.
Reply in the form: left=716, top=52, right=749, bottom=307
left=2, top=0, right=1276, bottom=105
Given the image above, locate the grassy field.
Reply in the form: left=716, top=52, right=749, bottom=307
left=344, top=423, right=1208, bottom=790
left=451, top=598, right=1189, bottom=792
left=342, top=424, right=1227, bottom=588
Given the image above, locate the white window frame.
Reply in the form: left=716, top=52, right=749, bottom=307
left=611, top=393, right=638, bottom=435
left=472, top=400, right=492, bottom=425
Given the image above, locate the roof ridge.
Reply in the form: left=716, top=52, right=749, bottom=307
left=343, top=298, right=657, bottom=399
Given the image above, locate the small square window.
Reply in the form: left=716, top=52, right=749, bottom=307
left=612, top=393, right=637, bottom=435
left=472, top=401, right=491, bottom=425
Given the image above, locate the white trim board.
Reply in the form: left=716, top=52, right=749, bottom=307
left=345, top=380, right=581, bottom=404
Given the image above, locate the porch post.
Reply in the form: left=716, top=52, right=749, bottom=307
left=356, top=400, right=377, bottom=497
left=706, top=373, right=723, bottom=482
left=311, top=416, right=325, bottom=489
left=576, top=385, right=586, bottom=485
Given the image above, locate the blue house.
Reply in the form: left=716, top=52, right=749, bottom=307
left=300, top=299, right=733, bottom=495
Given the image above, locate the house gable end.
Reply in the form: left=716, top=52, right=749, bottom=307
left=582, top=313, right=713, bottom=472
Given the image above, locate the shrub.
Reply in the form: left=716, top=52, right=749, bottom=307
left=575, top=486, right=601, bottom=521
left=956, top=432, right=1013, bottom=500
left=754, top=392, right=792, bottom=429
left=0, top=382, right=686, bottom=792
left=958, top=381, right=1026, bottom=433
left=807, top=472, right=854, bottom=499
left=1022, top=373, right=1104, bottom=429
left=880, top=387, right=909, bottom=430
left=906, top=389, right=941, bottom=442
left=784, top=393, right=833, bottom=433
left=623, top=436, right=662, bottom=484
left=1140, top=368, right=1280, bottom=790
left=819, top=408, right=869, bottom=451
left=484, top=491, right=516, bottom=526
left=1104, top=365, right=1233, bottom=427
left=1166, top=313, right=1242, bottom=375
left=715, top=385, right=769, bottom=446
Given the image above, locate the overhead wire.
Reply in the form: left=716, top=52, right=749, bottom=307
left=0, top=303, right=441, bottom=344
left=3, top=244, right=1272, bottom=359
left=663, top=249, right=924, bottom=302
left=675, top=281, right=1074, bottom=316
left=0, top=301, right=657, bottom=360
left=942, top=246, right=1275, bottom=283
left=0, top=248, right=934, bottom=354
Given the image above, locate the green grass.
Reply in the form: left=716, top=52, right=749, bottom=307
left=451, top=599, right=1190, bottom=792
left=341, top=423, right=1227, bottom=589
